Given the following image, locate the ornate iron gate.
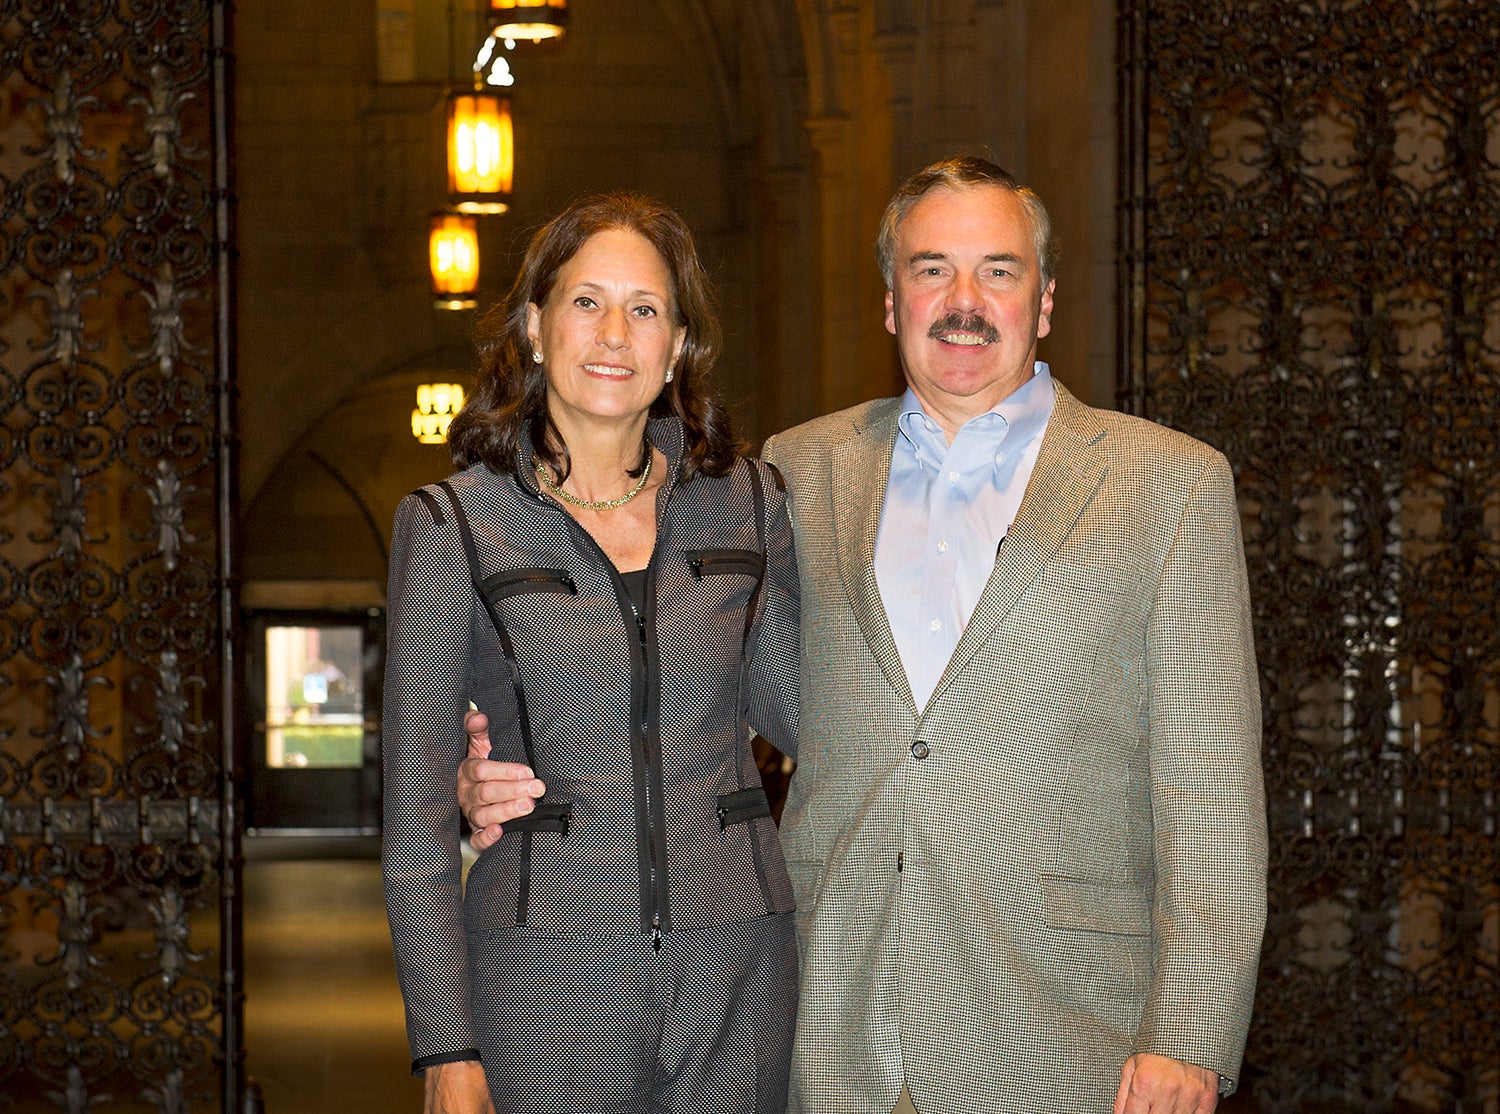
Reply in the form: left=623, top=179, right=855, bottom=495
left=0, top=2, right=239, bottom=1110
left=1121, top=0, right=1498, bottom=1109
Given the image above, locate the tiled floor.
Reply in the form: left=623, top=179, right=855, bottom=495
left=242, top=846, right=423, bottom=1114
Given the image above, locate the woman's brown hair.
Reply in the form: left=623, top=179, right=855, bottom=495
left=447, top=192, right=742, bottom=483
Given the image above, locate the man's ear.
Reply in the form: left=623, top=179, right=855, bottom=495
left=1036, top=279, right=1055, bottom=339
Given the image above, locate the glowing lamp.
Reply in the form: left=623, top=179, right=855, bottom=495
left=488, top=0, right=568, bottom=42
left=447, top=90, right=513, bottom=214
left=429, top=211, right=480, bottom=310
left=412, top=383, right=466, bottom=444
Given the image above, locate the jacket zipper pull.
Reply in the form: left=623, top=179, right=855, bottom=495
left=652, top=916, right=663, bottom=952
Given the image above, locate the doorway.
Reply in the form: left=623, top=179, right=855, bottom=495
left=245, top=608, right=385, bottom=834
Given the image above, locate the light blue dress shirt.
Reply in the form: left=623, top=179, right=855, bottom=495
left=873, top=362, right=1056, bottom=710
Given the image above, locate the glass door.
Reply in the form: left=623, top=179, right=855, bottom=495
left=245, top=609, right=384, bottom=833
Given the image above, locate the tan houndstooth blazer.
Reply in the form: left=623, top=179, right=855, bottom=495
left=761, top=382, right=1267, bottom=1114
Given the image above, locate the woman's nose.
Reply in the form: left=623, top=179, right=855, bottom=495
left=597, top=304, right=629, bottom=346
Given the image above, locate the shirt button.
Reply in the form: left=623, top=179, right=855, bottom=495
left=948, top=471, right=959, bottom=483
left=929, top=619, right=941, bottom=632
left=911, top=741, right=930, bottom=759
left=936, top=540, right=948, bottom=553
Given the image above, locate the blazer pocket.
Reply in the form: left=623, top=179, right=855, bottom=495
left=686, top=548, right=766, bottom=580
left=481, top=567, right=577, bottom=602
left=503, top=797, right=573, bottom=835
left=715, top=786, right=772, bottom=828
left=1041, top=561, right=1144, bottom=604
left=1041, top=874, right=1151, bottom=936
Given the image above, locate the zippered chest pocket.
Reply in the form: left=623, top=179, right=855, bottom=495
left=685, top=549, right=765, bottom=580
left=481, top=567, right=578, bottom=604
left=684, top=549, right=766, bottom=641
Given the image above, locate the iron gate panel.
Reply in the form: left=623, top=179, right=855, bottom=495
left=0, top=1, right=237, bottom=1110
left=1120, top=0, right=1498, bottom=1109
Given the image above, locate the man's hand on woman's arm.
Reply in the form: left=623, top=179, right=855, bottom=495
left=457, top=711, right=546, bottom=853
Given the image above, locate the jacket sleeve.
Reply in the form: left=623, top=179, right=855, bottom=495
left=744, top=458, right=800, bottom=759
left=381, top=489, right=481, bottom=1073
left=1135, top=450, right=1268, bottom=1093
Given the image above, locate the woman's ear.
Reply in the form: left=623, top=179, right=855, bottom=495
left=526, top=302, right=542, bottom=354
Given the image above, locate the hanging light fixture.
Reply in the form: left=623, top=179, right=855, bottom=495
left=447, top=87, right=513, bottom=214
left=412, top=383, right=466, bottom=444
left=488, top=0, right=568, bottom=42
left=429, top=210, right=479, bottom=310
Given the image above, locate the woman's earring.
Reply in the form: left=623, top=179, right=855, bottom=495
left=665, top=368, right=674, bottom=383
left=532, top=350, right=543, bottom=364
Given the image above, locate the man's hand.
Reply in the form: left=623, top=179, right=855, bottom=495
left=423, top=1060, right=495, bottom=1114
left=458, top=711, right=545, bottom=852
left=1114, top=1053, right=1218, bottom=1114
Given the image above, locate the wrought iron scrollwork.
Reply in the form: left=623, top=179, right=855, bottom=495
left=1122, top=0, right=1498, bottom=1109
left=0, top=1, right=230, bottom=1110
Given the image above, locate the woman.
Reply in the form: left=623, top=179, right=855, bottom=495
left=382, top=194, right=800, bottom=1114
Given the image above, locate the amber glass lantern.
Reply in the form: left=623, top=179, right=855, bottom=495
left=488, top=0, right=568, bottom=42
left=447, top=89, right=513, bottom=215
left=429, top=211, right=480, bottom=310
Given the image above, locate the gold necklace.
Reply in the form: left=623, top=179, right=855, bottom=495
left=535, top=451, right=652, bottom=510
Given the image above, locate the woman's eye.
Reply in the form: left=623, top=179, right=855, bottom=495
left=633, top=305, right=656, bottom=318
left=575, top=296, right=596, bottom=309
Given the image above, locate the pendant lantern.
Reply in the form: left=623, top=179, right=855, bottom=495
left=488, top=0, right=568, bottom=42
left=412, top=383, right=466, bottom=444
left=429, top=210, right=480, bottom=310
left=447, top=89, right=513, bottom=214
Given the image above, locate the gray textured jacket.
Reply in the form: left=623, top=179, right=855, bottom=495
left=382, top=417, right=800, bottom=1070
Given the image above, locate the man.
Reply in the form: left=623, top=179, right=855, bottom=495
left=459, top=157, right=1267, bottom=1113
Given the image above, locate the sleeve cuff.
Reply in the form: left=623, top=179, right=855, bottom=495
left=411, top=1049, right=482, bottom=1076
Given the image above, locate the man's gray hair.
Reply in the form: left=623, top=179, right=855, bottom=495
left=875, top=156, right=1058, bottom=288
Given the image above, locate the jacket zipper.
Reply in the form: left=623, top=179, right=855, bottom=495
left=482, top=568, right=577, bottom=600
left=686, top=549, right=765, bottom=580
left=630, top=597, right=669, bottom=949
left=530, top=475, right=671, bottom=948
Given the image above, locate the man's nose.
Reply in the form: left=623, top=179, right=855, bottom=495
left=945, top=272, right=981, bottom=311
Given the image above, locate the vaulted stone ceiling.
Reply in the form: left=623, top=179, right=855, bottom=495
left=236, top=0, right=1115, bottom=587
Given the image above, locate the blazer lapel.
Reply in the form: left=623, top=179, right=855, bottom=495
left=830, top=402, right=916, bottom=712
left=924, top=384, right=1109, bottom=710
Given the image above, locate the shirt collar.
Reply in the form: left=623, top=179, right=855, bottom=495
left=896, top=361, right=1055, bottom=471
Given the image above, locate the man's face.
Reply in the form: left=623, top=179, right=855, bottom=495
left=884, top=184, right=1055, bottom=439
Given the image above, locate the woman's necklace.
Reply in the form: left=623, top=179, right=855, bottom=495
left=535, top=450, right=652, bottom=510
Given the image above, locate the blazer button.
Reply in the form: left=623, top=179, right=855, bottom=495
left=910, top=741, right=930, bottom=759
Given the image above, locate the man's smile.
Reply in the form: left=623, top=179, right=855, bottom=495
left=928, top=312, right=999, bottom=346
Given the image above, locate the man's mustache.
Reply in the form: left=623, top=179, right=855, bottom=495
left=927, top=313, right=999, bottom=343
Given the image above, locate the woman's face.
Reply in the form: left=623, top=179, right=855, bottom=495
left=527, top=227, right=686, bottom=432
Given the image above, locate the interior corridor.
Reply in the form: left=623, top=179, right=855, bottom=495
left=243, top=840, right=423, bottom=1114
